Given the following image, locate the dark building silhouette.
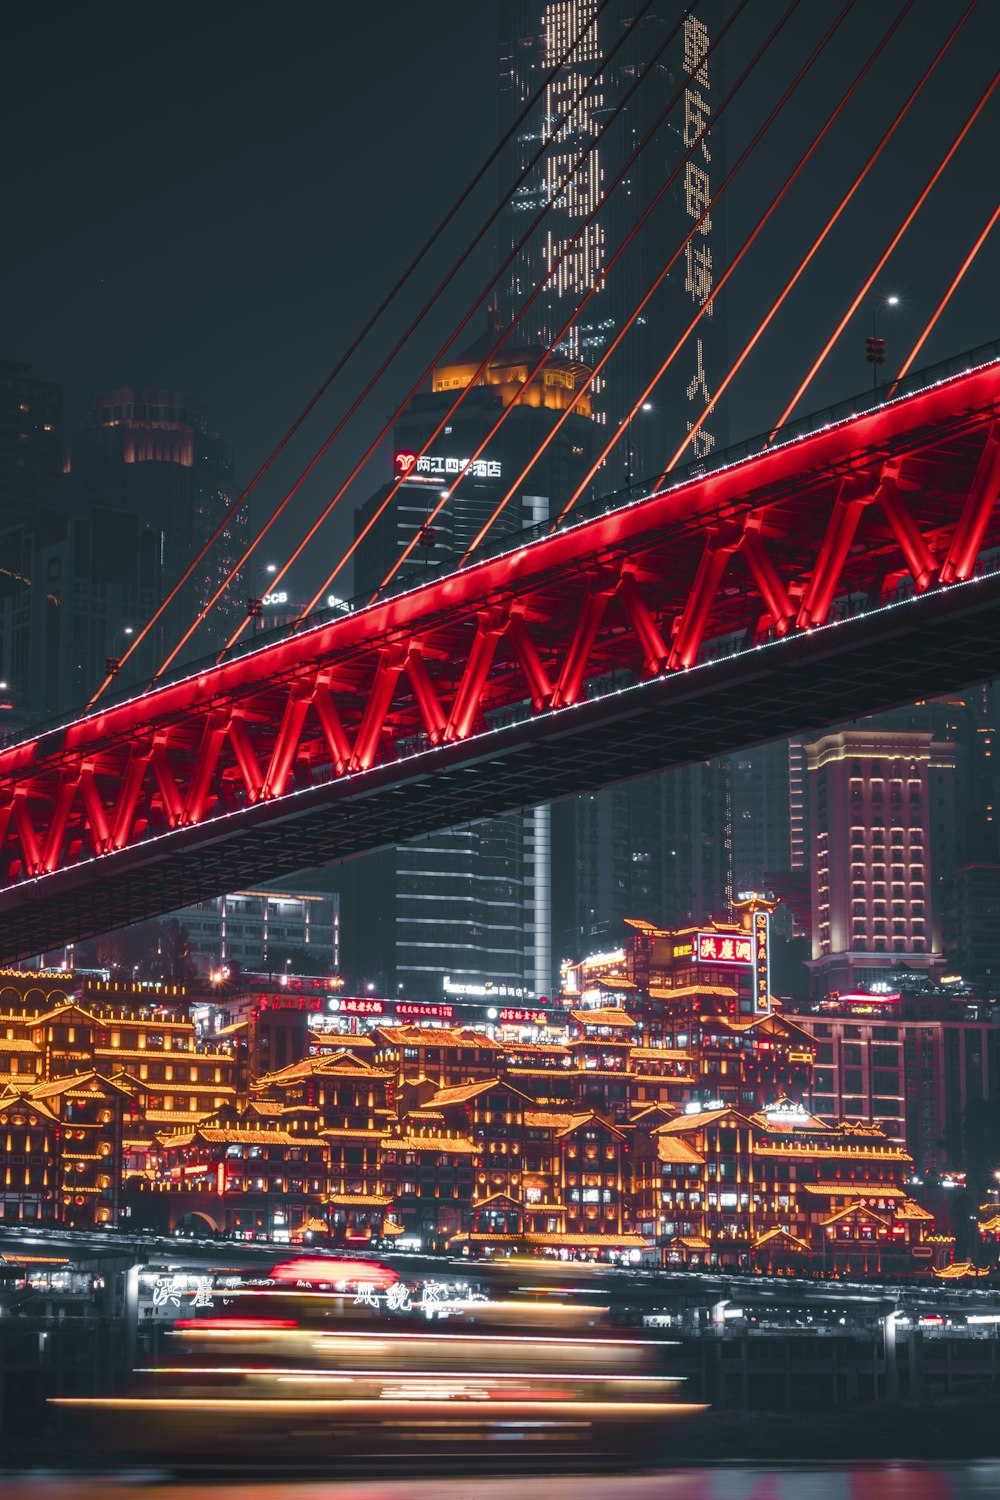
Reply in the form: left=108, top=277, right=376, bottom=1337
left=0, top=386, right=239, bottom=722
left=344, top=328, right=600, bottom=1002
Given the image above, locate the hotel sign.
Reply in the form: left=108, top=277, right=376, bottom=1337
left=394, top=451, right=502, bottom=481
left=695, top=932, right=752, bottom=966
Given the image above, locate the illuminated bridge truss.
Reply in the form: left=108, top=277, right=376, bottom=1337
left=2, top=354, right=1000, bottom=958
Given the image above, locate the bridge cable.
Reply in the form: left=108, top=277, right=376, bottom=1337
left=889, top=198, right=1000, bottom=395
left=283, top=3, right=743, bottom=633
left=545, top=0, right=931, bottom=532
left=452, top=0, right=857, bottom=570
left=154, top=0, right=664, bottom=678
left=660, top=0, right=982, bottom=479
left=769, top=61, right=999, bottom=434
left=226, top=0, right=703, bottom=653
left=85, top=0, right=615, bottom=706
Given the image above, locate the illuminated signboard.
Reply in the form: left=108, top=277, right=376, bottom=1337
left=395, top=1002, right=454, bottom=1020
left=332, top=997, right=385, bottom=1016
left=262, top=591, right=289, bottom=606
left=498, top=1008, right=549, bottom=1025
left=394, top=451, right=502, bottom=482
left=752, top=909, right=771, bottom=1015
left=838, top=991, right=901, bottom=1005
left=695, top=932, right=752, bottom=966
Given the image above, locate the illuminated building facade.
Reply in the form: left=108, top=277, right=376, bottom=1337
left=344, top=327, right=600, bottom=1004
left=806, top=728, right=957, bottom=995
left=793, top=991, right=999, bottom=1176
left=0, top=949, right=954, bottom=1273
left=498, top=1, right=727, bottom=479
left=170, top=888, right=339, bottom=976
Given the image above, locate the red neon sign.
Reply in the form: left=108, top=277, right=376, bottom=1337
left=498, top=1008, right=549, bottom=1025
left=394, top=451, right=418, bottom=476
left=339, top=997, right=385, bottom=1016
left=395, top=1002, right=454, bottom=1020
left=696, top=932, right=752, bottom=966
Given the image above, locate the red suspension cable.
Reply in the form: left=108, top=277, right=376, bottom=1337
left=203, top=0, right=673, bottom=666
left=456, top=0, right=860, bottom=568
left=661, top=0, right=979, bottom=481
left=890, top=198, right=1000, bottom=394
left=548, top=0, right=923, bottom=533
left=378, top=0, right=796, bottom=595
left=769, top=64, right=998, bottom=434
left=86, top=0, right=616, bottom=709
left=287, top=4, right=734, bottom=631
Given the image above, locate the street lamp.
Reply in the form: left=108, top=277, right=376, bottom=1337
left=866, top=295, right=900, bottom=396
left=105, top=625, right=134, bottom=679
left=248, top=563, right=277, bottom=637
left=623, top=402, right=654, bottom=492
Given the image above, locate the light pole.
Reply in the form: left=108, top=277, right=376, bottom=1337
left=623, top=403, right=654, bottom=492
left=866, top=295, right=899, bottom=396
left=248, top=563, right=277, bottom=638
left=105, top=625, right=134, bottom=680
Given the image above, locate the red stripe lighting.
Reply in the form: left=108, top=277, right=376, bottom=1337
left=696, top=933, right=752, bottom=966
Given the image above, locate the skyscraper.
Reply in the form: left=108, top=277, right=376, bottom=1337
left=343, top=326, right=600, bottom=1001
left=498, top=0, right=730, bottom=957
left=0, top=387, right=240, bottom=722
left=0, top=359, right=63, bottom=528
left=64, top=388, right=241, bottom=641
left=805, top=726, right=957, bottom=996
left=498, top=0, right=726, bottom=484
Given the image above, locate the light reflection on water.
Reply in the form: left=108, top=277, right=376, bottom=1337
left=1, top=1468, right=1000, bottom=1500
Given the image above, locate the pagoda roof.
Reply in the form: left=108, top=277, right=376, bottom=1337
left=325, top=1192, right=392, bottom=1207
left=556, top=1110, right=627, bottom=1140
left=0, top=1088, right=60, bottom=1122
left=753, top=1227, right=811, bottom=1253
left=473, top=1191, right=523, bottom=1209
left=522, top=1108, right=587, bottom=1129
left=819, top=1203, right=892, bottom=1228
left=657, top=1136, right=705, bottom=1165
left=428, top=1076, right=532, bottom=1108
left=569, top=1007, right=635, bottom=1027
left=933, top=1260, right=991, bottom=1279
left=799, top=1182, right=906, bottom=1197
left=657, top=1107, right=753, bottom=1133
left=381, top=1133, right=478, bottom=1154
left=895, top=1199, right=935, bottom=1221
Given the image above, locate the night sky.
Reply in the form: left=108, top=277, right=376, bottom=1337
left=4, top=0, right=999, bottom=610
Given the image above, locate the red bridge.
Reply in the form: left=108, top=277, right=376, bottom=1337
left=2, top=350, right=1000, bottom=959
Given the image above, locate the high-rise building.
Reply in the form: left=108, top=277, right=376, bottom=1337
left=0, top=387, right=239, bottom=722
left=553, top=757, right=733, bottom=962
left=343, top=329, right=600, bottom=1001
left=805, top=727, right=958, bottom=996
left=64, top=387, right=241, bottom=638
left=0, top=360, right=65, bottom=734
left=0, top=359, right=63, bottom=528
left=169, top=889, right=340, bottom=977
left=498, top=2, right=730, bottom=960
left=792, top=991, right=999, bottom=1176
left=498, top=1, right=726, bottom=483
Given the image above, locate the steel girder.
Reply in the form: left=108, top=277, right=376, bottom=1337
left=1, top=357, right=999, bottom=958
